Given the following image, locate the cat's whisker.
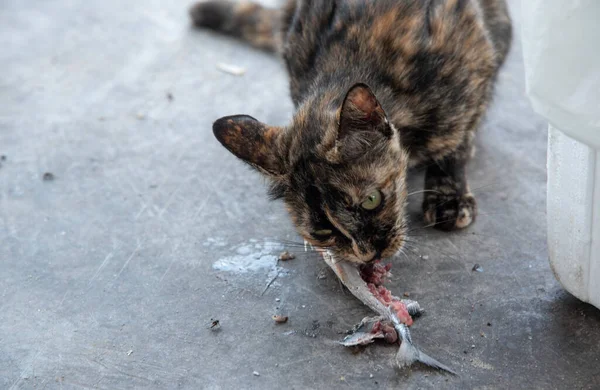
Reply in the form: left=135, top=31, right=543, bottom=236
left=407, top=189, right=442, bottom=197
left=427, top=181, right=504, bottom=209
left=404, top=232, right=502, bottom=250
left=405, top=220, right=446, bottom=233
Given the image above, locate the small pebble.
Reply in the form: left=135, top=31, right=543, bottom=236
left=422, top=255, right=429, bottom=260
left=272, top=315, right=288, bottom=324
left=275, top=298, right=281, bottom=302
left=472, top=263, right=483, bottom=272
left=136, top=113, right=146, bottom=120
left=403, top=292, right=410, bottom=297
left=471, top=344, right=475, bottom=349
left=0, top=155, right=6, bottom=161
left=487, top=322, right=492, bottom=327
left=278, top=251, right=295, bottom=261
left=127, top=350, right=133, bottom=356
left=42, top=172, right=55, bottom=181
left=369, top=374, right=374, bottom=378
left=253, top=371, right=260, bottom=377
left=302, top=305, right=306, bottom=308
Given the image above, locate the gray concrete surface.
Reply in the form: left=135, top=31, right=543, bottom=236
left=2, top=0, right=600, bottom=389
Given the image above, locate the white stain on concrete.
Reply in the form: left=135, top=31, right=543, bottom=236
left=212, top=240, right=285, bottom=274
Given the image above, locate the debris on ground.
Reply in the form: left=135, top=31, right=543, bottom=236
left=272, top=315, right=288, bottom=324
left=208, top=318, right=220, bottom=330
left=252, top=371, right=260, bottom=377
left=42, top=172, right=55, bottom=181
left=317, top=269, right=328, bottom=280
left=1, top=155, right=6, bottom=161
left=278, top=251, right=295, bottom=261
left=217, top=63, right=246, bottom=76
left=166, top=92, right=174, bottom=101
left=403, top=292, right=410, bottom=297
left=136, top=113, right=146, bottom=120
left=472, top=263, right=483, bottom=272
left=422, top=255, right=430, bottom=260
left=127, top=350, right=133, bottom=356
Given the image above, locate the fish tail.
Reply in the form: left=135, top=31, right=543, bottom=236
left=415, top=349, right=458, bottom=376
left=396, top=329, right=457, bottom=375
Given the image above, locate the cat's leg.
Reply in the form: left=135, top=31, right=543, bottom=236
left=422, top=145, right=476, bottom=231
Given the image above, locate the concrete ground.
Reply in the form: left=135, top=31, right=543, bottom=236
left=2, top=0, right=600, bottom=389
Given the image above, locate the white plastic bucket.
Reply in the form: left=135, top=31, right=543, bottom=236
left=522, top=0, right=600, bottom=308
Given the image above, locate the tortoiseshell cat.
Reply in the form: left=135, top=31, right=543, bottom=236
left=190, top=0, right=511, bottom=264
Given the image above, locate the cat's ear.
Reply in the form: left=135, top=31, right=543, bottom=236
left=322, top=83, right=393, bottom=162
left=339, top=83, right=390, bottom=135
left=213, top=115, right=286, bottom=176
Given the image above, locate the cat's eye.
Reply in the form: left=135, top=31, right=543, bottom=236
left=313, top=229, right=333, bottom=237
left=361, top=190, right=383, bottom=211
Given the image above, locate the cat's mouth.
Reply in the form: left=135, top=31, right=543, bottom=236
left=330, top=248, right=382, bottom=265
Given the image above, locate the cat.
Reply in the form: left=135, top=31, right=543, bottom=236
left=190, top=0, right=512, bottom=264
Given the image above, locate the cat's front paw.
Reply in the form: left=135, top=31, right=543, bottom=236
left=422, top=192, right=477, bottom=231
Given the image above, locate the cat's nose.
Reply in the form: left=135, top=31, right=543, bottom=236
left=352, top=240, right=377, bottom=262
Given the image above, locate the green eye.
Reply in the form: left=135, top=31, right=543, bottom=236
left=361, top=190, right=383, bottom=210
left=313, top=229, right=333, bottom=237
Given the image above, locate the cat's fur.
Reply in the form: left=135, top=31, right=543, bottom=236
left=191, top=0, right=512, bottom=263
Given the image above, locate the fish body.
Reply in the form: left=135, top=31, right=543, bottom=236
left=321, top=251, right=456, bottom=375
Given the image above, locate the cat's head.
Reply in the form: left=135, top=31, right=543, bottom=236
left=213, top=84, right=409, bottom=264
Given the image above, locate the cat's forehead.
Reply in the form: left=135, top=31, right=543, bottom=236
left=300, top=159, right=401, bottom=204
left=332, top=165, right=400, bottom=198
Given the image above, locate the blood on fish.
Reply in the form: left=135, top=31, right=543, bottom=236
left=363, top=261, right=413, bottom=326
left=360, top=260, right=390, bottom=285
left=382, top=323, right=398, bottom=343
left=371, top=320, right=382, bottom=333
left=368, top=320, right=398, bottom=344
